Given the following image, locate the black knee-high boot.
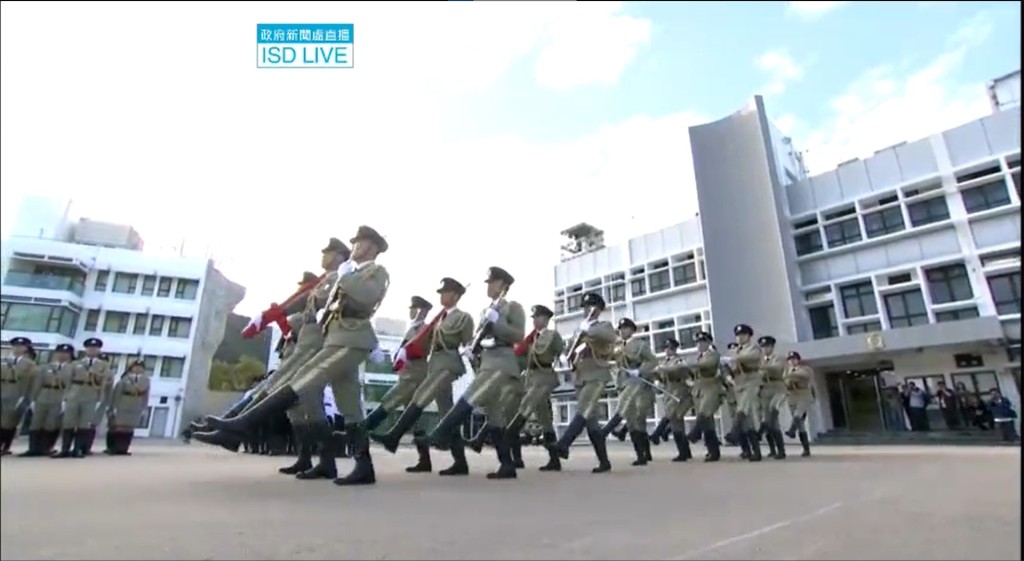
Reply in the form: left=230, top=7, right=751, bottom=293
left=772, top=429, right=787, bottom=459
left=650, top=417, right=671, bottom=445
left=671, top=431, right=691, bottom=462
left=486, top=427, right=517, bottom=480
left=703, top=427, right=721, bottom=462
left=538, top=431, right=561, bottom=471
left=439, top=434, right=469, bottom=476
left=51, top=429, right=75, bottom=458
left=587, top=421, right=612, bottom=473
left=279, top=426, right=313, bottom=475
left=799, top=431, right=811, bottom=457
left=746, top=430, right=762, bottom=462
left=765, top=430, right=778, bottom=458
left=18, top=431, right=43, bottom=457
left=405, top=430, right=433, bottom=473
left=548, top=415, right=587, bottom=460
left=371, top=404, right=424, bottom=453
left=600, top=413, right=623, bottom=437
left=630, top=430, right=648, bottom=466
left=296, top=422, right=338, bottom=480
left=334, top=425, right=376, bottom=486
left=687, top=415, right=708, bottom=443
left=205, top=387, right=298, bottom=436
left=418, top=399, right=475, bottom=451
left=103, top=430, right=116, bottom=454
left=0, top=428, right=14, bottom=455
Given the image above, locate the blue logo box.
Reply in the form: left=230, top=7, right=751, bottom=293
left=257, top=23, right=354, bottom=69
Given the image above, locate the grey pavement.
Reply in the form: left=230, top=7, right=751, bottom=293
left=1, top=440, right=1020, bottom=560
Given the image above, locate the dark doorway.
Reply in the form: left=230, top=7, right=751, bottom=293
left=827, top=369, right=884, bottom=431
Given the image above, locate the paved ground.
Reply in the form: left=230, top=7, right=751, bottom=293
left=1, top=440, right=1020, bottom=560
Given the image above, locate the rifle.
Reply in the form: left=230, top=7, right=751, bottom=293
left=469, top=285, right=510, bottom=358
left=242, top=274, right=326, bottom=339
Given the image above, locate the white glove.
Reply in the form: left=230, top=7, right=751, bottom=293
left=721, top=356, right=735, bottom=367
left=369, top=346, right=386, bottom=363
left=484, top=308, right=500, bottom=323
left=578, top=319, right=593, bottom=331
left=28, top=401, right=36, bottom=412
left=315, top=308, right=327, bottom=324
left=60, top=400, right=66, bottom=414
left=14, top=397, right=24, bottom=410
left=337, top=260, right=356, bottom=276
left=625, top=369, right=640, bottom=378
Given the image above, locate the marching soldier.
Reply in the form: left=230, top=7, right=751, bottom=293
left=416, top=267, right=525, bottom=480
left=545, top=291, right=616, bottom=474
left=649, top=338, right=694, bottom=462
left=728, top=324, right=764, bottom=462
left=105, top=359, right=150, bottom=455
left=685, top=332, right=724, bottom=461
left=19, top=344, right=74, bottom=457
left=758, top=335, right=788, bottom=459
left=1, top=337, right=37, bottom=455
left=205, top=225, right=390, bottom=487
left=361, top=293, right=435, bottom=473
left=609, top=319, right=658, bottom=466
left=503, top=304, right=565, bottom=471
left=54, top=338, right=111, bottom=458
left=783, top=351, right=814, bottom=457
left=369, top=278, right=475, bottom=477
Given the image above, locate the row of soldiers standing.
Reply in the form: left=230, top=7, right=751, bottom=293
left=0, top=337, right=151, bottom=458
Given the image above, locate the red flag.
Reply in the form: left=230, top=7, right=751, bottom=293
left=393, top=310, right=447, bottom=373
left=514, top=329, right=539, bottom=357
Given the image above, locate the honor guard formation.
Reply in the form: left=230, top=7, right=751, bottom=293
left=1, top=226, right=817, bottom=486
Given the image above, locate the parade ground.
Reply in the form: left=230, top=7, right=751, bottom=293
left=1, top=441, right=1020, bottom=561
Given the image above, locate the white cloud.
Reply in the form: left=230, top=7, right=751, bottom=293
left=786, top=1, right=850, bottom=20
left=755, top=50, right=804, bottom=95
left=798, top=13, right=996, bottom=173
left=0, top=2, right=679, bottom=321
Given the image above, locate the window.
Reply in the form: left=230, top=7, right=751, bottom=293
left=142, top=355, right=158, bottom=373
left=961, top=180, right=1011, bottom=214
left=140, top=275, right=157, bottom=296
left=102, top=311, right=130, bottom=334
left=808, top=305, right=838, bottom=340
left=926, top=264, right=974, bottom=304
left=132, top=313, right=149, bottom=335
left=935, top=308, right=980, bottom=323
left=175, top=279, right=199, bottom=300
left=951, top=371, right=1000, bottom=401
left=159, top=356, right=185, bottom=378
left=671, top=262, right=697, bottom=286
left=648, top=270, right=671, bottom=293
left=884, top=290, right=929, bottom=328
left=794, top=230, right=823, bottom=256
left=554, top=300, right=566, bottom=315
left=630, top=278, right=646, bottom=297
left=168, top=317, right=193, bottom=338
left=956, top=164, right=1001, bottom=183
left=863, top=206, right=905, bottom=238
left=907, top=197, right=950, bottom=227
left=610, top=283, right=626, bottom=303
left=93, top=271, right=109, bottom=292
left=111, top=273, right=138, bottom=294
left=84, top=309, right=100, bottom=331
left=1012, top=170, right=1021, bottom=198
left=0, top=303, right=79, bottom=337
left=136, top=407, right=152, bottom=429
left=676, top=325, right=702, bottom=349
left=156, top=277, right=172, bottom=297
left=566, top=293, right=582, bottom=312
left=840, top=281, right=878, bottom=318
left=987, top=272, right=1021, bottom=315
left=846, top=321, right=882, bottom=335
left=149, top=315, right=166, bottom=336
left=651, top=320, right=675, bottom=350
left=824, top=218, right=862, bottom=248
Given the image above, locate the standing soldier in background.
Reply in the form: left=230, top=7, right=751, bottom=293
left=649, top=338, right=693, bottom=462
left=546, top=291, right=616, bottom=474
left=19, top=344, right=74, bottom=457
left=53, top=338, right=110, bottom=459
left=503, top=304, right=565, bottom=472
left=370, top=278, right=475, bottom=477
left=1, top=337, right=37, bottom=455
left=417, top=267, right=525, bottom=481
left=783, top=351, right=814, bottom=457
left=105, top=359, right=150, bottom=455
left=607, top=318, right=658, bottom=466
left=81, top=352, right=115, bottom=456
left=686, top=332, right=724, bottom=462
left=758, top=336, right=788, bottom=459
left=728, top=324, right=764, bottom=462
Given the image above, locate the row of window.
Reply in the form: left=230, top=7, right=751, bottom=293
left=555, top=260, right=703, bottom=315
left=793, top=171, right=1019, bottom=257
left=82, top=309, right=193, bottom=339
left=808, top=269, right=1021, bottom=339
left=95, top=271, right=200, bottom=301
left=0, top=303, right=80, bottom=338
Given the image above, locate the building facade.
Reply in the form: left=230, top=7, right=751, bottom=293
left=1, top=197, right=245, bottom=438
left=550, top=91, right=1021, bottom=437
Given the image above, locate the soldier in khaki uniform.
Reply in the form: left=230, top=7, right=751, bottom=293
left=370, top=278, right=475, bottom=476
left=360, top=294, right=434, bottom=472
left=53, top=337, right=111, bottom=459
left=757, top=335, right=788, bottom=459
left=417, top=267, right=526, bottom=480
left=1, top=337, right=37, bottom=455
left=20, top=344, right=74, bottom=457
left=606, top=318, right=658, bottom=466
left=546, top=291, right=617, bottom=473
left=686, top=332, right=724, bottom=462
left=727, top=324, right=764, bottom=462
left=649, top=338, right=694, bottom=462
left=104, top=359, right=151, bottom=455
left=504, top=304, right=564, bottom=471
left=206, top=226, right=390, bottom=487
left=783, top=351, right=814, bottom=457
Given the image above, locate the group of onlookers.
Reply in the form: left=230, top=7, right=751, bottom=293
left=882, top=381, right=1019, bottom=442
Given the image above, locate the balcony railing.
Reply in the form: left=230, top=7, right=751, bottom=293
left=3, top=271, right=86, bottom=296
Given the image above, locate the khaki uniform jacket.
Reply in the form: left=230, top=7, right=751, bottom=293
left=1, top=355, right=36, bottom=402
left=324, top=263, right=390, bottom=350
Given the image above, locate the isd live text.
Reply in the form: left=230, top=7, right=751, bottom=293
left=257, top=23, right=354, bottom=69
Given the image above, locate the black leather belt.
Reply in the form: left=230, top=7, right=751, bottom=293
left=72, top=381, right=87, bottom=385
left=43, top=384, right=61, bottom=389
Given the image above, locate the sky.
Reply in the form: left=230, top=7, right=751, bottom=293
left=1, top=1, right=1020, bottom=323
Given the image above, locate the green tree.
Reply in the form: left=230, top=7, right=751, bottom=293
left=207, top=355, right=268, bottom=392
left=233, top=355, right=267, bottom=389
left=208, top=360, right=236, bottom=392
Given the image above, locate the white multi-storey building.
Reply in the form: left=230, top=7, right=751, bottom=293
left=1, top=196, right=245, bottom=438
left=550, top=80, right=1021, bottom=438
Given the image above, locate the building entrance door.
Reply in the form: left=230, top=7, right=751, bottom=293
left=827, top=369, right=884, bottom=432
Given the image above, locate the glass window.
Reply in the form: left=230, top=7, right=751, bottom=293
left=630, top=278, right=646, bottom=297
left=863, top=206, right=906, bottom=238
left=987, top=272, right=1021, bottom=315
left=140, top=275, right=157, bottom=296
left=142, top=355, right=158, bottom=373
left=156, top=277, right=173, bottom=297
left=175, top=279, right=199, bottom=300
left=132, top=314, right=149, bottom=335
left=824, top=218, right=862, bottom=248
left=794, top=230, right=823, bottom=256
left=84, top=309, right=100, bottom=331
left=0, top=303, right=78, bottom=337
left=102, top=311, right=130, bottom=334
left=961, top=180, right=1011, bottom=214
left=652, top=329, right=675, bottom=351
left=935, top=308, right=980, bottom=323
left=676, top=325, right=701, bottom=349
left=907, top=197, right=950, bottom=227
left=554, top=300, right=566, bottom=315
left=168, top=317, right=193, bottom=338
left=926, top=264, right=974, bottom=304
left=149, top=315, right=166, bottom=336
left=136, top=407, right=152, bottom=429
left=93, top=271, right=109, bottom=292
left=951, top=371, right=1000, bottom=401
left=808, top=305, right=838, bottom=340
left=840, top=281, right=878, bottom=318
left=671, top=262, right=697, bottom=286
left=566, top=293, right=582, bottom=313
left=160, top=356, right=185, bottom=378
left=884, top=289, right=929, bottom=328
left=111, top=273, right=138, bottom=294
left=846, top=321, right=882, bottom=334
left=648, top=270, right=671, bottom=293
left=610, top=283, right=626, bottom=303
